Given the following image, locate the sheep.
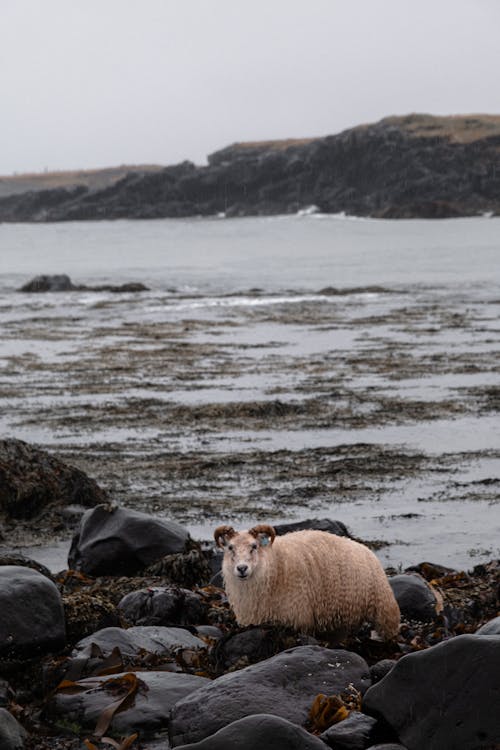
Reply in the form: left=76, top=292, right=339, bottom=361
left=214, top=523, right=400, bottom=639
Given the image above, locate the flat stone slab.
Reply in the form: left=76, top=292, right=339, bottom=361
left=72, top=625, right=206, bottom=658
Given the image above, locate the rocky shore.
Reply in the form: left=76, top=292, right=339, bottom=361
left=0, top=440, right=499, bottom=750
left=1, top=114, right=500, bottom=222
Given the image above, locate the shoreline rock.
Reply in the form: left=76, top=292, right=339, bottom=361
left=18, top=274, right=149, bottom=293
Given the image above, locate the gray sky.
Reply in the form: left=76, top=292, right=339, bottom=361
left=2, top=0, right=500, bottom=174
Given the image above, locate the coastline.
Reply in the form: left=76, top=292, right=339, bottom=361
left=1, top=114, right=500, bottom=223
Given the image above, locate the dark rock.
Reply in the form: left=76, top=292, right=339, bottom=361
left=118, top=586, right=208, bottom=627
left=369, top=659, right=396, bottom=684
left=273, top=517, right=350, bottom=537
left=0, top=439, right=107, bottom=520
left=475, top=615, right=500, bottom=634
left=89, top=281, right=149, bottom=293
left=170, top=644, right=371, bottom=746
left=72, top=625, right=206, bottom=658
left=144, top=548, right=212, bottom=588
left=389, top=573, right=437, bottom=621
left=63, top=591, right=120, bottom=645
left=19, top=273, right=76, bottom=292
left=320, top=711, right=378, bottom=749
left=195, top=625, right=223, bottom=640
left=405, top=561, right=457, bottom=581
left=0, top=565, right=66, bottom=660
left=214, top=625, right=317, bottom=671
left=0, top=708, right=27, bottom=750
left=18, top=275, right=149, bottom=293
left=366, top=746, right=407, bottom=750
left=363, top=634, right=500, bottom=750
left=174, top=713, right=327, bottom=750
left=47, top=670, right=209, bottom=739
left=68, top=503, right=190, bottom=575
left=0, top=553, right=53, bottom=580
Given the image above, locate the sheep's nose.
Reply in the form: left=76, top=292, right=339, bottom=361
left=236, top=564, right=248, bottom=576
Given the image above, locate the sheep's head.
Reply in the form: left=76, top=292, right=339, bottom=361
left=214, top=524, right=276, bottom=581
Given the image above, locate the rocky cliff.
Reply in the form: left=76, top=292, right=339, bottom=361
left=1, top=114, right=500, bottom=221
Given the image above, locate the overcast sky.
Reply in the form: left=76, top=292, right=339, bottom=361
left=2, top=0, right=500, bottom=174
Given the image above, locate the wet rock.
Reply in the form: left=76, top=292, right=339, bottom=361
left=19, top=274, right=76, bottom=292
left=195, top=625, right=223, bottom=640
left=19, top=274, right=149, bottom=293
left=118, top=586, right=208, bottom=627
left=0, top=708, right=27, bottom=750
left=68, top=504, right=190, bottom=575
left=0, top=554, right=53, bottom=580
left=87, top=281, right=149, bottom=293
left=47, top=670, right=209, bottom=739
left=319, top=711, right=378, bottom=749
left=273, top=517, right=350, bottom=537
left=389, top=573, right=437, bottom=621
left=170, top=644, right=371, bottom=746
left=369, top=659, right=396, bottom=684
left=72, top=625, right=206, bottom=659
left=0, top=566, right=66, bottom=660
left=365, top=746, right=407, bottom=750
left=144, top=548, right=212, bottom=588
left=363, top=634, right=500, bottom=750
left=174, top=713, right=327, bottom=750
left=475, top=615, right=500, bottom=634
left=214, top=625, right=316, bottom=671
left=405, top=561, right=457, bottom=580
left=0, top=439, right=107, bottom=520
left=63, top=591, right=120, bottom=645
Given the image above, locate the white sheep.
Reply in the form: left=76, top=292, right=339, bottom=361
left=214, top=523, right=400, bottom=639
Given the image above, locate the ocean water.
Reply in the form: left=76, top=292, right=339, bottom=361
left=1, top=213, right=499, bottom=570
left=1, top=213, right=500, bottom=292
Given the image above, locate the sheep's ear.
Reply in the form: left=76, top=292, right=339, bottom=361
left=214, top=525, right=236, bottom=548
left=249, top=524, right=276, bottom=547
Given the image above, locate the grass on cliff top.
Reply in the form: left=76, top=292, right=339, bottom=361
left=229, top=113, right=500, bottom=154
left=376, top=113, right=500, bottom=143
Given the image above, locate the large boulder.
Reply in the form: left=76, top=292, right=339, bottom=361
left=363, top=634, right=500, bottom=750
left=388, top=573, right=437, bottom=622
left=174, top=714, right=328, bottom=750
left=19, top=274, right=149, bottom=293
left=0, top=439, right=107, bottom=520
left=19, top=274, right=76, bottom=292
left=169, top=644, right=371, bottom=746
left=0, top=708, right=27, bottom=750
left=0, top=566, right=66, bottom=659
left=47, top=670, right=209, bottom=738
left=118, top=586, right=208, bottom=627
left=68, top=504, right=190, bottom=575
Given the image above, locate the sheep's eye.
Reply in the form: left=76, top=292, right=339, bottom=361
left=228, top=544, right=234, bottom=552
left=251, top=543, right=258, bottom=551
